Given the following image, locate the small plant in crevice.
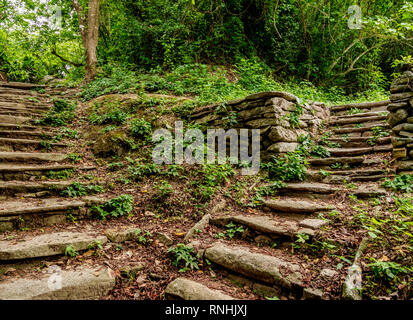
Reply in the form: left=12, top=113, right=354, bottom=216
left=91, top=194, right=134, bottom=220
left=167, top=244, right=199, bottom=272
left=224, top=222, right=245, bottom=239
left=67, top=153, right=82, bottom=163
left=134, top=229, right=153, bottom=246
left=61, top=182, right=104, bottom=197
left=65, top=245, right=79, bottom=258
left=35, top=98, right=76, bottom=127
left=263, top=152, right=308, bottom=182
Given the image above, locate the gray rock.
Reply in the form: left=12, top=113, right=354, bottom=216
left=154, top=232, right=173, bottom=246
left=343, top=265, right=362, bottom=300
left=264, top=199, right=334, bottom=214
left=299, top=219, right=329, bottom=230
left=320, top=268, right=338, bottom=279
left=0, top=267, right=115, bottom=300
left=388, top=108, right=409, bottom=127
left=268, top=126, right=299, bottom=142
left=267, top=142, right=298, bottom=153
left=398, top=160, right=413, bottom=170
left=400, top=131, right=413, bottom=138
left=302, top=288, right=324, bottom=300
left=392, top=123, right=413, bottom=132
left=387, top=102, right=408, bottom=112
left=184, top=214, right=211, bottom=242
left=390, top=91, right=413, bottom=102
left=0, top=232, right=107, bottom=261
left=104, top=227, right=140, bottom=243
left=204, top=243, right=303, bottom=289
left=165, top=278, right=234, bottom=300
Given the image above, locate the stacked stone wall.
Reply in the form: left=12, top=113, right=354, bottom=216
left=189, top=91, right=330, bottom=160
left=388, top=64, right=413, bottom=173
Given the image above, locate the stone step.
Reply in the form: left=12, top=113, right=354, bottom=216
left=0, top=164, right=76, bottom=181
left=332, top=124, right=389, bottom=134
left=0, top=102, right=49, bottom=111
left=330, top=100, right=389, bottom=113
left=0, top=138, right=66, bottom=152
left=0, top=123, right=38, bottom=131
left=0, top=110, right=45, bottom=118
left=0, top=266, right=115, bottom=300
left=334, top=111, right=388, bottom=119
left=0, top=152, right=67, bottom=163
left=263, top=199, right=334, bottom=214
left=0, top=197, right=106, bottom=233
left=0, top=115, right=31, bottom=125
left=211, top=215, right=320, bottom=238
left=0, top=130, right=52, bottom=139
left=329, top=115, right=387, bottom=126
left=309, top=156, right=364, bottom=166
left=327, top=146, right=392, bottom=157
left=204, top=243, right=303, bottom=294
left=0, top=180, right=75, bottom=196
left=165, top=278, right=235, bottom=300
left=0, top=231, right=107, bottom=261
left=325, top=136, right=391, bottom=148
left=0, top=81, right=45, bottom=90
left=275, top=182, right=386, bottom=198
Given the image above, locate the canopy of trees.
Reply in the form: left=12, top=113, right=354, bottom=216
left=1, top=0, right=412, bottom=91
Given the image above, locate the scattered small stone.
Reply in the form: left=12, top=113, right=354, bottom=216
left=299, top=219, right=329, bottom=230
left=320, top=268, right=338, bottom=279
left=154, top=232, right=173, bottom=246
left=302, top=288, right=324, bottom=300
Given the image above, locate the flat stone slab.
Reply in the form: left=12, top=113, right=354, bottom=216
left=204, top=243, right=303, bottom=289
left=264, top=199, right=334, bottom=213
left=328, top=147, right=373, bottom=157
left=309, top=156, right=364, bottom=166
left=211, top=215, right=314, bottom=237
left=0, top=181, right=73, bottom=194
left=165, top=278, right=234, bottom=300
left=0, top=198, right=86, bottom=217
left=0, top=152, right=66, bottom=162
left=0, top=267, right=115, bottom=300
left=104, top=227, right=141, bottom=243
left=0, top=82, right=45, bottom=90
left=279, top=182, right=341, bottom=194
left=299, top=219, right=328, bottom=230
left=0, top=232, right=107, bottom=260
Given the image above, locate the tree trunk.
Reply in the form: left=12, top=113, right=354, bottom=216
left=84, top=0, right=99, bottom=82
left=72, top=0, right=100, bottom=82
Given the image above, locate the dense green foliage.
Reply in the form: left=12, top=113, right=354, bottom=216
left=1, top=0, right=412, bottom=96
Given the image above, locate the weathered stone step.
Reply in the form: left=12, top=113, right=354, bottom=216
left=0, top=123, right=38, bottom=131
left=325, top=136, right=391, bottom=148
left=0, top=115, right=30, bottom=125
left=332, top=124, right=389, bottom=134
left=0, top=197, right=106, bottom=232
left=263, top=199, right=334, bottom=213
left=329, top=115, right=387, bottom=126
left=334, top=111, right=388, bottom=119
left=0, top=152, right=66, bottom=163
left=330, top=100, right=389, bottom=113
left=0, top=180, right=74, bottom=196
left=0, top=130, right=52, bottom=139
left=327, top=146, right=392, bottom=157
left=0, top=102, right=50, bottom=111
left=0, top=266, right=115, bottom=300
left=275, top=182, right=386, bottom=198
left=0, top=231, right=107, bottom=261
left=0, top=138, right=66, bottom=152
left=0, top=164, right=75, bottom=181
left=309, top=156, right=364, bottom=166
left=165, top=278, right=235, bottom=300
left=204, top=243, right=303, bottom=293
left=211, top=215, right=319, bottom=238
left=0, top=81, right=45, bottom=90
left=0, top=110, right=45, bottom=118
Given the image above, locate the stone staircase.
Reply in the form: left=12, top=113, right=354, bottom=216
left=165, top=100, right=394, bottom=300
left=0, top=82, right=118, bottom=300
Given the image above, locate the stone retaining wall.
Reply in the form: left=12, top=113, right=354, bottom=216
left=189, top=91, right=330, bottom=160
left=388, top=64, right=413, bottom=173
